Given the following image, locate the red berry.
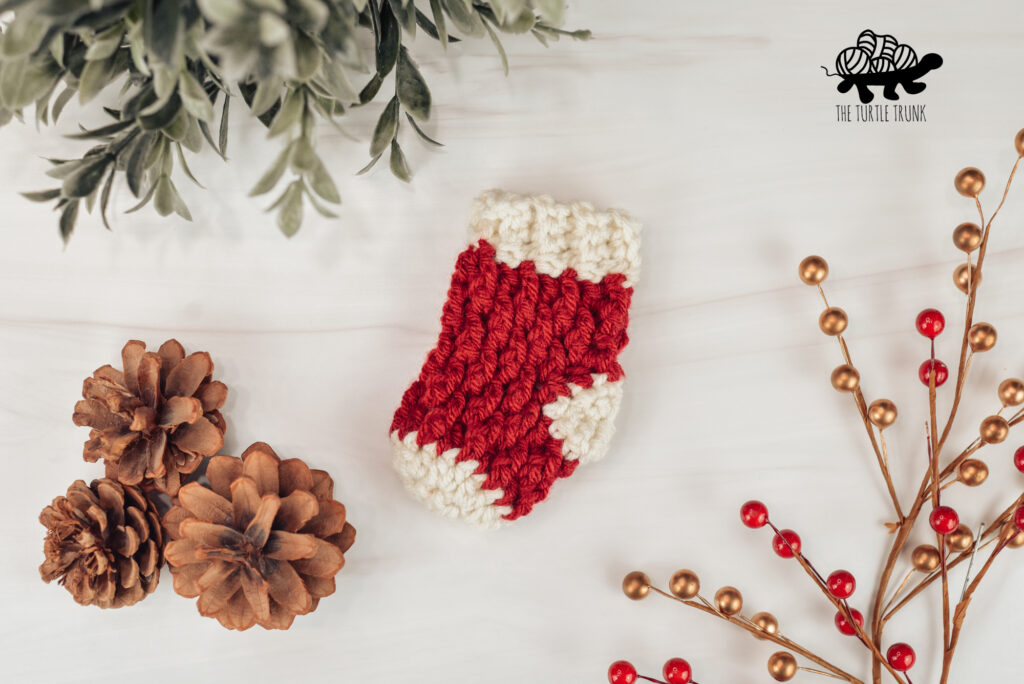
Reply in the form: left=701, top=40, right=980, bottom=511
left=834, top=608, right=864, bottom=635
left=662, top=658, right=692, bottom=684
left=740, top=500, right=769, bottom=528
left=918, top=359, right=949, bottom=387
left=886, top=643, right=916, bottom=671
left=929, top=505, right=959, bottom=535
left=826, top=570, right=856, bottom=599
left=772, top=529, right=801, bottom=558
left=916, top=309, right=945, bottom=338
left=1014, top=446, right=1024, bottom=473
left=608, top=661, right=637, bottom=684
left=1014, top=505, right=1024, bottom=532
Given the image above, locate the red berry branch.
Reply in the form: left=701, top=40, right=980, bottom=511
left=611, top=129, right=1024, bottom=683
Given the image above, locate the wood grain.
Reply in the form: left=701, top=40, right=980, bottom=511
left=2, top=2, right=1024, bottom=682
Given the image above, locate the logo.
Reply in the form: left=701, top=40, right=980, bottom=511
left=822, top=30, right=942, bottom=104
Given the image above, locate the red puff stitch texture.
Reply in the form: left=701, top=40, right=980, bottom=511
left=390, top=190, right=640, bottom=527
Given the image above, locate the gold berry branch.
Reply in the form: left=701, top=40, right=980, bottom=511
left=609, top=129, right=1024, bottom=684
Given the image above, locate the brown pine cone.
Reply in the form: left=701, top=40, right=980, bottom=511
left=73, top=339, right=227, bottom=495
left=163, top=442, right=356, bottom=630
left=39, top=478, right=164, bottom=608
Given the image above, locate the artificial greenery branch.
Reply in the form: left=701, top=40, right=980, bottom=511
left=0, top=0, right=589, bottom=241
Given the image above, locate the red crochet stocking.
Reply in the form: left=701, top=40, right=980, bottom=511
left=390, top=190, right=641, bottom=527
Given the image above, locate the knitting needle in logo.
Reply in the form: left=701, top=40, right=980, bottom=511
left=822, top=30, right=942, bottom=103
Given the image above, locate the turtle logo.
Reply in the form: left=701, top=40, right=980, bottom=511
left=822, top=30, right=942, bottom=104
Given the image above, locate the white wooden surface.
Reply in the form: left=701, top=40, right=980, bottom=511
left=3, top=1, right=1024, bottom=681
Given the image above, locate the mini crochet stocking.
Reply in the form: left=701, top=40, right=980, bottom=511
left=390, top=190, right=641, bottom=528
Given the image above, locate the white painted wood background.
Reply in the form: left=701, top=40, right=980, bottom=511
left=3, top=1, right=1024, bottom=681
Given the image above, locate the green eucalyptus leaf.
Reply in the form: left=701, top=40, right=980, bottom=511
left=123, top=84, right=156, bottom=120
left=218, top=93, right=230, bottom=155
left=78, top=51, right=124, bottom=104
left=85, top=24, right=125, bottom=61
left=59, top=199, right=80, bottom=244
left=533, top=0, right=566, bottom=24
left=0, top=56, right=62, bottom=110
left=49, top=33, right=65, bottom=68
left=196, top=0, right=248, bottom=24
left=481, top=18, right=509, bottom=76
left=6, top=0, right=588, bottom=240
left=293, top=0, right=330, bottom=33
left=290, top=137, right=317, bottom=173
left=376, top=0, right=400, bottom=77
left=396, top=47, right=430, bottom=121
left=319, top=60, right=358, bottom=103
left=488, top=0, right=515, bottom=25
left=306, top=190, right=338, bottom=218
left=162, top=108, right=189, bottom=141
left=442, top=0, right=484, bottom=37
left=62, top=155, right=111, bottom=199
left=46, top=160, right=84, bottom=181
left=126, top=180, right=160, bottom=213
left=356, top=152, right=382, bottom=175
left=501, top=9, right=536, bottom=34
left=394, top=0, right=418, bottom=36
left=66, top=119, right=134, bottom=140
left=99, top=165, right=116, bottom=230
left=259, top=12, right=291, bottom=47
left=175, top=143, right=204, bottom=188
left=125, top=132, right=158, bottom=197
left=1, top=16, right=49, bottom=58
left=51, top=86, right=75, bottom=122
left=426, top=0, right=448, bottom=48
left=249, top=77, right=283, bottom=118
left=153, top=175, right=176, bottom=217
left=358, top=72, right=383, bottom=105
left=21, top=188, right=62, bottom=202
left=153, top=65, right=178, bottom=102
left=389, top=138, right=411, bottom=182
left=171, top=186, right=193, bottom=220
left=198, top=119, right=223, bottom=160
left=294, top=32, right=322, bottom=82
left=128, top=31, right=151, bottom=77
left=406, top=112, right=443, bottom=147
left=139, top=93, right=183, bottom=130
left=179, top=71, right=214, bottom=122
left=370, top=95, right=398, bottom=157
left=309, top=156, right=340, bottom=203
left=274, top=181, right=303, bottom=237
left=146, top=0, right=185, bottom=67
left=267, top=88, right=303, bottom=137
left=250, top=142, right=293, bottom=196
left=182, top=114, right=204, bottom=152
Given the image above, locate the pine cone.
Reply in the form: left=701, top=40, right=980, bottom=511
left=73, top=339, right=228, bottom=495
left=39, top=478, right=164, bottom=608
left=163, top=442, right=356, bottom=630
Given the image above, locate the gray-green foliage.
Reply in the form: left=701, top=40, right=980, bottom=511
left=0, top=0, right=589, bottom=241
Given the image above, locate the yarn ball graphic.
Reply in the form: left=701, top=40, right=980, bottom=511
left=856, top=29, right=876, bottom=53
left=872, top=33, right=898, bottom=60
left=872, top=57, right=896, bottom=73
left=835, top=30, right=924, bottom=75
left=893, top=44, right=919, bottom=70
left=836, top=46, right=871, bottom=75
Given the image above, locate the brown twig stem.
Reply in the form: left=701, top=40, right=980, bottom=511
left=646, top=586, right=864, bottom=684
left=817, top=285, right=904, bottom=520
left=882, top=493, right=1023, bottom=622
left=940, top=538, right=1010, bottom=683
left=762, top=522, right=903, bottom=682
left=869, top=157, right=1022, bottom=683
